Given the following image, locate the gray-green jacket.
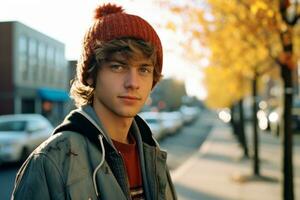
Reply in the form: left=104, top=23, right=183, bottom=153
left=11, top=106, right=177, bottom=200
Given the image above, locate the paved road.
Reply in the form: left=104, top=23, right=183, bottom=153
left=159, top=110, right=214, bottom=171
left=0, top=162, right=20, bottom=200
left=0, top=110, right=214, bottom=200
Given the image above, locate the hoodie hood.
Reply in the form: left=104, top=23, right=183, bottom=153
left=52, top=105, right=157, bottom=152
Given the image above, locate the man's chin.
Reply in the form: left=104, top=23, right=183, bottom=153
left=118, top=109, right=141, bottom=118
left=117, top=112, right=138, bottom=118
left=123, top=114, right=137, bottom=118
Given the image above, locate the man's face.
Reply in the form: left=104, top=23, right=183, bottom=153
left=92, top=50, right=154, bottom=119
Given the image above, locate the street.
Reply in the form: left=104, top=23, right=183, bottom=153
left=0, top=110, right=213, bottom=200
left=0, top=163, right=19, bottom=200
left=159, top=110, right=213, bottom=170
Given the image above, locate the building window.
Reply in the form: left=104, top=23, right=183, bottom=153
left=18, top=35, right=28, bottom=81
left=29, top=38, right=37, bottom=82
left=38, top=43, right=46, bottom=83
left=21, top=98, right=35, bottom=113
left=54, top=49, right=61, bottom=86
left=46, top=46, right=54, bottom=85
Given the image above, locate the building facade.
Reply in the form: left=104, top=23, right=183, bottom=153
left=0, top=21, right=69, bottom=125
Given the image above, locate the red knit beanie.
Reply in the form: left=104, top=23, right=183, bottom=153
left=81, top=3, right=163, bottom=80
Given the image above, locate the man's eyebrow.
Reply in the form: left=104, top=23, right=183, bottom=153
left=105, top=58, right=127, bottom=65
left=141, top=64, right=154, bottom=67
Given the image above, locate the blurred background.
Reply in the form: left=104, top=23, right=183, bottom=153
left=0, top=0, right=300, bottom=200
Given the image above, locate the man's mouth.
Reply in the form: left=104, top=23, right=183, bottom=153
left=118, top=95, right=141, bottom=101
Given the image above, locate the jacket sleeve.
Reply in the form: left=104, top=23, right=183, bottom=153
left=11, top=153, right=66, bottom=200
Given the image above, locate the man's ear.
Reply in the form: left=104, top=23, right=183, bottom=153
left=87, top=78, right=94, bottom=86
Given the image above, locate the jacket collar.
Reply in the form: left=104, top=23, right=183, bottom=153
left=53, top=105, right=157, bottom=151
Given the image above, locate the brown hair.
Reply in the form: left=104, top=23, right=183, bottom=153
left=70, top=38, right=162, bottom=107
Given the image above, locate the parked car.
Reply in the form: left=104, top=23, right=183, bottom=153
left=139, top=112, right=166, bottom=140
left=0, top=114, right=53, bottom=164
left=218, top=108, right=231, bottom=123
left=160, top=111, right=183, bottom=135
left=180, top=106, right=199, bottom=124
left=268, top=106, right=282, bottom=136
left=257, top=108, right=269, bottom=131
left=268, top=99, right=300, bottom=136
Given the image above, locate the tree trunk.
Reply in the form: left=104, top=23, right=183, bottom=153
left=230, top=105, right=240, bottom=140
left=230, top=103, right=247, bottom=154
left=278, top=24, right=295, bottom=200
left=238, top=99, right=249, bottom=158
left=252, top=76, right=260, bottom=176
left=281, top=64, right=294, bottom=200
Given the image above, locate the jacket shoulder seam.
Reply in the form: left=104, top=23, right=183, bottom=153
left=35, top=152, right=66, bottom=185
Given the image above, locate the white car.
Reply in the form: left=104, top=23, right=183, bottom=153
left=180, top=106, right=200, bottom=124
left=160, top=111, right=183, bottom=134
left=139, top=112, right=166, bottom=140
left=0, top=114, right=53, bottom=164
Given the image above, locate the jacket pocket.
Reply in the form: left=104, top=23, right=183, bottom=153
left=66, top=174, right=97, bottom=200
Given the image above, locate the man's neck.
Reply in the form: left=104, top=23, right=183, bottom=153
left=93, top=103, right=134, bottom=144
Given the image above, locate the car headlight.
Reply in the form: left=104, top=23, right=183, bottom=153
left=257, top=110, right=267, bottom=119
left=218, top=109, right=231, bottom=123
left=268, top=112, right=279, bottom=123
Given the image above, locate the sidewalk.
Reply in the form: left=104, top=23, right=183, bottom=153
left=171, top=120, right=300, bottom=200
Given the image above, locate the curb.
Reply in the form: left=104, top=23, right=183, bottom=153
left=170, top=125, right=217, bottom=180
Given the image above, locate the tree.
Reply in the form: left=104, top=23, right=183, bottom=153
left=278, top=1, right=300, bottom=199
left=161, top=0, right=300, bottom=199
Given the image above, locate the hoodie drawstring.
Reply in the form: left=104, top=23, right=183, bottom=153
left=93, top=134, right=105, bottom=198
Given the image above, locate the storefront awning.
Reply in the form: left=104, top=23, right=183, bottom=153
left=37, top=88, right=69, bottom=102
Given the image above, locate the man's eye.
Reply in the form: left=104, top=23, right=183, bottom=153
left=139, top=67, right=153, bottom=75
left=110, top=64, right=126, bottom=72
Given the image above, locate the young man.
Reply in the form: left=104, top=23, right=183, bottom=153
left=11, top=3, right=177, bottom=200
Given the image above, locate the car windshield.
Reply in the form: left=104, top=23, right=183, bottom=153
left=0, top=120, right=27, bottom=132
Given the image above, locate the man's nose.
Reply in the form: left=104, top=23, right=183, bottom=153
left=124, top=69, right=140, bottom=90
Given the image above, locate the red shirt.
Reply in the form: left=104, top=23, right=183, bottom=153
left=112, top=135, right=144, bottom=199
